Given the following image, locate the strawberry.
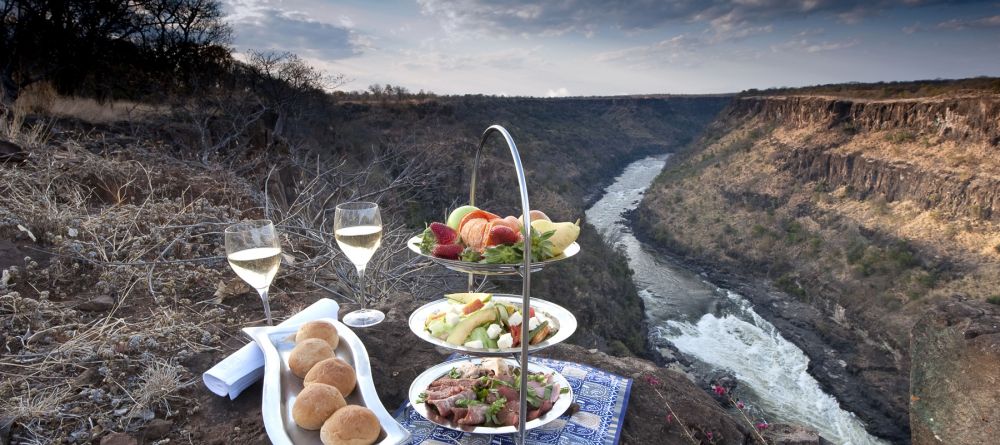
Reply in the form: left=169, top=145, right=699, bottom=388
left=485, top=225, right=519, bottom=246
left=430, top=222, right=458, bottom=245
left=431, top=243, right=464, bottom=259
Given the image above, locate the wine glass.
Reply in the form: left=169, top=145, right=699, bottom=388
left=225, top=220, right=281, bottom=325
left=334, top=202, right=384, bottom=327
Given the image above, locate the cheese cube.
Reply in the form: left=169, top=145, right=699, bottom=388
left=486, top=323, right=502, bottom=339
left=497, top=333, right=514, bottom=349
left=528, top=316, right=541, bottom=331
left=508, top=312, right=523, bottom=327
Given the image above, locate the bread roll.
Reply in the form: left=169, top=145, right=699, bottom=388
left=288, top=338, right=334, bottom=378
left=304, top=357, right=356, bottom=395
left=320, top=405, right=380, bottom=445
left=291, top=383, right=346, bottom=430
left=296, top=321, right=340, bottom=349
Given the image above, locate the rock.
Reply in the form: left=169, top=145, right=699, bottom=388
left=77, top=295, right=115, bottom=312
left=141, top=418, right=172, bottom=440
left=763, top=423, right=829, bottom=445
left=100, top=432, right=137, bottom=445
left=910, top=297, right=1000, bottom=445
left=0, top=139, right=26, bottom=164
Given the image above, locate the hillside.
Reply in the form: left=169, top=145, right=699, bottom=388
left=0, top=93, right=733, bottom=443
left=635, top=90, right=1000, bottom=443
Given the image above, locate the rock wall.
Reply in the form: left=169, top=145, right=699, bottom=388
left=728, top=95, right=1000, bottom=144
left=778, top=148, right=1000, bottom=220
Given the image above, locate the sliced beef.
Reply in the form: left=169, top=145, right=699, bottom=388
left=425, top=385, right=464, bottom=400
left=427, top=389, right=475, bottom=417
left=457, top=404, right=489, bottom=425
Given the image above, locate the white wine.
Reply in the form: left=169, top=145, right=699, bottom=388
left=335, top=225, right=382, bottom=266
left=227, top=246, right=282, bottom=290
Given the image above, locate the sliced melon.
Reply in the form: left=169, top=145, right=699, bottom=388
left=445, top=308, right=497, bottom=345
left=445, top=292, right=492, bottom=304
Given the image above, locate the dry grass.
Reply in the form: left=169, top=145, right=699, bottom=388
left=0, top=101, right=443, bottom=442
left=14, top=82, right=164, bottom=125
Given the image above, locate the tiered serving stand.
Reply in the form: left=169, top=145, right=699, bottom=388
left=406, top=125, right=580, bottom=444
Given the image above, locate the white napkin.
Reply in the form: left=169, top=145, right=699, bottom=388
left=202, top=298, right=340, bottom=399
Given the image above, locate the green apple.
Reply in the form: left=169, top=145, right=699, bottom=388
left=446, top=205, right=478, bottom=229
left=531, top=219, right=580, bottom=255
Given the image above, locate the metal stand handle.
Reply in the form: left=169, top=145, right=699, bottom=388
left=469, top=125, right=533, bottom=444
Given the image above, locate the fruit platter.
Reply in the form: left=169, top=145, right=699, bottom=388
left=407, top=357, right=573, bottom=434
left=407, top=205, right=581, bottom=275
left=408, top=293, right=577, bottom=357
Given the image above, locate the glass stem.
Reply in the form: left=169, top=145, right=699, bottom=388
left=258, top=287, right=273, bottom=325
left=356, top=265, right=367, bottom=310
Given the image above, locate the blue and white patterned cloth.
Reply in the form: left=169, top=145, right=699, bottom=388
left=393, top=355, right=632, bottom=445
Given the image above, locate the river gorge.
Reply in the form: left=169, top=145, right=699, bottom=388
left=587, top=155, right=888, bottom=445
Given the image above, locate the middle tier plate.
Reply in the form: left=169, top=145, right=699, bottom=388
left=409, top=295, right=577, bottom=357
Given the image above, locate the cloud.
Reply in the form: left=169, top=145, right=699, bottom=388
left=595, top=34, right=704, bottom=69
left=546, top=87, right=569, bottom=97
left=903, top=14, right=1000, bottom=33
left=225, top=1, right=370, bottom=60
left=395, top=46, right=544, bottom=71
left=417, top=0, right=976, bottom=36
left=771, top=38, right=861, bottom=53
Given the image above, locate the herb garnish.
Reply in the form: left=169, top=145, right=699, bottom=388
left=418, top=225, right=436, bottom=254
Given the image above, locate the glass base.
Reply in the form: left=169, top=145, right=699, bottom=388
left=342, top=308, right=385, bottom=328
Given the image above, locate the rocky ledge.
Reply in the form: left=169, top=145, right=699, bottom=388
left=910, top=297, right=1000, bottom=445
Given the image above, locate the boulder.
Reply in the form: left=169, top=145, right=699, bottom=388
left=910, top=297, right=1000, bottom=445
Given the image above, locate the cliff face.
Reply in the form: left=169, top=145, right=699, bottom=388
left=728, top=95, right=1000, bottom=144
left=635, top=92, right=1000, bottom=444
left=779, top=147, right=1000, bottom=220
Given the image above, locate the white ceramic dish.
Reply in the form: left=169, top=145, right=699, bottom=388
left=408, top=295, right=577, bottom=357
left=243, top=318, right=410, bottom=445
left=407, top=357, right=573, bottom=434
left=407, top=235, right=580, bottom=276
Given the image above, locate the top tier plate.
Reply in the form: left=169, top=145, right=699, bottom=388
left=406, top=235, right=580, bottom=276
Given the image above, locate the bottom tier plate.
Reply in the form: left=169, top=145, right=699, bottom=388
left=244, top=318, right=410, bottom=445
left=407, top=357, right=574, bottom=435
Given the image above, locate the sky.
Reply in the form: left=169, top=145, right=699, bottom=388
left=223, top=0, right=1000, bottom=96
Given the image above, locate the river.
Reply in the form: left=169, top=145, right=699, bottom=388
left=585, top=154, right=887, bottom=445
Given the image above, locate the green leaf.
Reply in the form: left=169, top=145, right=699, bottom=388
left=415, top=392, right=428, bottom=404
left=418, top=225, right=436, bottom=254
left=460, top=247, right=483, bottom=262
left=448, top=367, right=462, bottom=379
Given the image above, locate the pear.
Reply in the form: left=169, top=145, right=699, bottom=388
left=531, top=219, right=580, bottom=255
left=446, top=205, right=478, bottom=229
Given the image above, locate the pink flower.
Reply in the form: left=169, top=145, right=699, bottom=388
left=736, top=400, right=745, bottom=409
left=713, top=385, right=726, bottom=396
left=665, top=413, right=673, bottom=424
left=755, top=422, right=769, bottom=431
left=706, top=431, right=714, bottom=440
left=645, top=375, right=662, bottom=386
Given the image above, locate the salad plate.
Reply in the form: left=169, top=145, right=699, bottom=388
left=408, top=295, right=577, bottom=357
left=243, top=319, right=410, bottom=445
left=407, top=357, right=574, bottom=434
left=407, top=235, right=579, bottom=276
